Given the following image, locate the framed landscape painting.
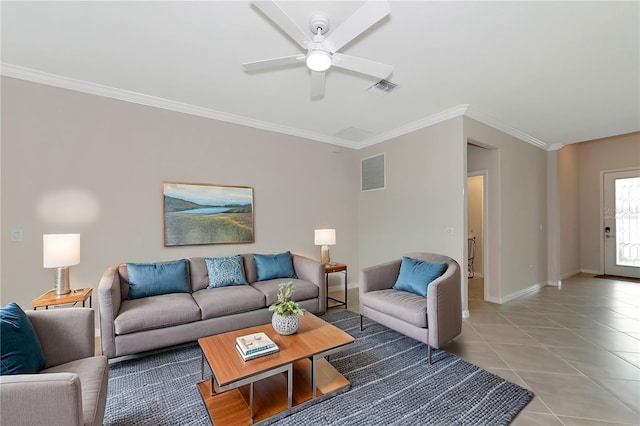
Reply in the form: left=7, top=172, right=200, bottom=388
left=163, top=182, right=254, bottom=246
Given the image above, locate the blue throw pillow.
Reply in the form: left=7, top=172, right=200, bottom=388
left=1, top=302, right=46, bottom=375
left=205, top=255, right=248, bottom=288
left=392, top=256, right=447, bottom=297
left=254, top=251, right=298, bottom=281
left=126, top=259, right=191, bottom=300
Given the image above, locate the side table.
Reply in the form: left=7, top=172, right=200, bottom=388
left=32, top=287, right=93, bottom=310
left=325, top=263, right=347, bottom=310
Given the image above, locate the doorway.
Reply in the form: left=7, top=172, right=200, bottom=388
left=603, top=169, right=640, bottom=278
left=467, top=173, right=486, bottom=300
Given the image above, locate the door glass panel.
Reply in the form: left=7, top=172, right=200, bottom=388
left=615, top=177, right=640, bottom=267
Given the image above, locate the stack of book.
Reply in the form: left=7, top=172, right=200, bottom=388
left=235, top=332, right=279, bottom=361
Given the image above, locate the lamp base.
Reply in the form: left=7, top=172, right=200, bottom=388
left=54, top=266, right=71, bottom=295
left=320, top=245, right=331, bottom=265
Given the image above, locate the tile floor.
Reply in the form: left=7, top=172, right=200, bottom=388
left=330, top=273, right=640, bottom=425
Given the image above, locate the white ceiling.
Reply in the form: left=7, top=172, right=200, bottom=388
left=2, top=1, right=639, bottom=150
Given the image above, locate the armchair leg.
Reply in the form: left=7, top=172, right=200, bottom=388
left=359, top=314, right=363, bottom=331
left=427, top=345, right=432, bottom=365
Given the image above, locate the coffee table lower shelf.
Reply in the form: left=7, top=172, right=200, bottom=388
left=197, top=358, right=349, bottom=425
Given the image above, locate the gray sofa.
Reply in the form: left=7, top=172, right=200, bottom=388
left=0, top=308, right=108, bottom=426
left=359, top=252, right=462, bottom=364
left=98, top=253, right=325, bottom=359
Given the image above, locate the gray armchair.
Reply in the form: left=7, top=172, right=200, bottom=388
left=0, top=308, right=108, bottom=426
left=359, top=252, right=462, bottom=364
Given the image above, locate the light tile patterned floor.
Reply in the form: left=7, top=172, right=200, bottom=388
left=332, top=273, right=640, bottom=425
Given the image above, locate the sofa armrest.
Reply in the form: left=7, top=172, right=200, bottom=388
left=0, top=373, right=83, bottom=426
left=426, top=259, right=462, bottom=348
left=359, top=259, right=402, bottom=296
left=26, top=308, right=95, bottom=368
left=292, top=255, right=326, bottom=313
left=98, top=265, right=122, bottom=358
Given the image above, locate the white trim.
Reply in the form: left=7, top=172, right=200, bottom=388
left=328, top=282, right=358, bottom=292
left=1, top=63, right=355, bottom=148
left=462, top=310, right=470, bottom=319
left=581, top=269, right=601, bottom=275
left=355, top=105, right=470, bottom=148
left=488, top=282, right=546, bottom=304
left=2, top=63, right=550, bottom=151
left=547, top=280, right=562, bottom=287
left=560, top=270, right=581, bottom=280
left=465, top=105, right=548, bottom=150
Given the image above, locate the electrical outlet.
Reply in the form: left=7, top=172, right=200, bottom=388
left=11, top=229, right=23, bottom=241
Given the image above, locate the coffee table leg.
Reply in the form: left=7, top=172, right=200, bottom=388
left=249, top=382, right=254, bottom=424
left=311, top=356, right=317, bottom=399
left=287, top=364, right=293, bottom=409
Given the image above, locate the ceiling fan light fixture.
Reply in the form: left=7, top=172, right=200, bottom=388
left=306, top=50, right=331, bottom=72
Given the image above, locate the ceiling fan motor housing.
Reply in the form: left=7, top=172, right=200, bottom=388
left=309, top=14, right=329, bottom=35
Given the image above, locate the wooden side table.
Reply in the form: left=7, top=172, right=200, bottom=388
left=324, top=263, right=347, bottom=309
left=32, top=287, right=93, bottom=310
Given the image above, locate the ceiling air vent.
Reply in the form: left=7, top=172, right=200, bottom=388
left=361, top=153, right=385, bottom=192
left=368, top=80, right=397, bottom=96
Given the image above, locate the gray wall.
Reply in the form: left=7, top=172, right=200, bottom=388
left=575, top=132, right=640, bottom=273
left=1, top=77, right=360, bottom=311
left=466, top=117, right=548, bottom=302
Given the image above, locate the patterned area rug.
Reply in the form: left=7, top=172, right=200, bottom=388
left=105, top=311, right=533, bottom=425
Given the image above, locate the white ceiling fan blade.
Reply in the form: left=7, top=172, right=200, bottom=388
left=310, top=71, right=325, bottom=98
left=251, top=0, right=311, bottom=49
left=331, top=53, right=392, bottom=79
left=325, top=1, right=390, bottom=53
left=243, top=55, right=305, bottom=71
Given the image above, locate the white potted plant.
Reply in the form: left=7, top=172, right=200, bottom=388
left=269, top=282, right=304, bottom=335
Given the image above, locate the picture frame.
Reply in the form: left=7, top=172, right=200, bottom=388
left=162, top=181, right=254, bottom=246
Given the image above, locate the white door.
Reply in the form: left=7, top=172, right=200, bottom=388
left=603, top=169, right=640, bottom=278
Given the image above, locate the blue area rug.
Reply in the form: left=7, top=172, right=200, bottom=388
left=105, top=310, right=533, bottom=425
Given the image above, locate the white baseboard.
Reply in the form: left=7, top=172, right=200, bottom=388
left=547, top=280, right=562, bottom=287
left=462, top=310, right=470, bottom=319
left=487, top=282, right=545, bottom=304
left=581, top=269, right=601, bottom=275
left=560, top=270, right=581, bottom=280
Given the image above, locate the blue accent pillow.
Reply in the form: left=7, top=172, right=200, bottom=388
left=126, top=259, right=191, bottom=300
left=205, top=255, right=248, bottom=288
left=1, top=302, right=46, bottom=375
left=392, top=256, right=447, bottom=297
left=254, top=251, right=298, bottom=281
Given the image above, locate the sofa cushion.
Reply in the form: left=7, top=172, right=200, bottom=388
left=126, top=259, right=191, bottom=300
left=251, top=278, right=319, bottom=306
left=0, top=302, right=46, bottom=375
left=188, top=258, right=210, bottom=292
left=392, top=256, right=447, bottom=297
left=205, top=255, right=248, bottom=288
left=360, top=289, right=428, bottom=328
left=254, top=251, right=297, bottom=281
left=114, top=293, right=200, bottom=334
left=43, top=355, right=108, bottom=426
left=192, top=286, right=266, bottom=320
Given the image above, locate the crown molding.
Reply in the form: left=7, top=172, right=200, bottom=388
left=354, top=105, right=470, bottom=149
left=2, top=63, right=549, bottom=150
left=465, top=105, right=548, bottom=150
left=1, top=63, right=357, bottom=148
left=548, top=143, right=564, bottom=151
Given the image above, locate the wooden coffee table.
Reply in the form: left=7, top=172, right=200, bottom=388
left=197, top=312, right=354, bottom=425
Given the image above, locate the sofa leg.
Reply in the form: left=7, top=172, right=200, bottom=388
left=359, top=314, right=363, bottom=331
left=427, top=345, right=432, bottom=365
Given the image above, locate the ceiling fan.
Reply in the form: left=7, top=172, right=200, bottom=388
left=243, top=0, right=393, bottom=98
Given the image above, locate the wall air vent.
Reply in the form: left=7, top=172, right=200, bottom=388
left=361, top=153, right=385, bottom=192
left=368, top=80, right=398, bottom=96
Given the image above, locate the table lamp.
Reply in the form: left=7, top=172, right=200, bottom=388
left=43, top=233, right=80, bottom=295
left=314, top=229, right=336, bottom=265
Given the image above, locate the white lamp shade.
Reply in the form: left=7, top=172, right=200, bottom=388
left=306, top=50, right=331, bottom=72
left=314, top=229, right=336, bottom=246
left=43, top=234, right=81, bottom=268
